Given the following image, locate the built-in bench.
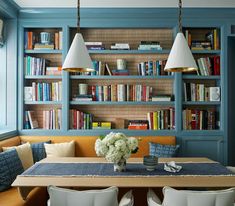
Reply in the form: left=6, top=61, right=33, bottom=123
left=0, top=135, right=176, bottom=206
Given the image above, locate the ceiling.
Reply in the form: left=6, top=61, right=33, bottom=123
left=13, top=0, right=235, bottom=8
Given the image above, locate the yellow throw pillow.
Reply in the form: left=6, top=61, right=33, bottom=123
left=44, top=141, right=75, bottom=157
left=3, top=142, right=34, bottom=170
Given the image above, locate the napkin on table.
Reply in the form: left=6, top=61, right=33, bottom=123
left=164, top=161, right=182, bottom=173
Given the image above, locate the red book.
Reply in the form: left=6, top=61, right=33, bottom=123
left=128, top=125, right=148, bottom=130
left=191, top=110, right=196, bottom=130
left=27, top=31, right=33, bottom=50
left=73, top=110, right=77, bottom=129
left=213, top=56, right=220, bottom=75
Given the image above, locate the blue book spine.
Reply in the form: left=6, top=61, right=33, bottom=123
left=148, top=61, right=153, bottom=76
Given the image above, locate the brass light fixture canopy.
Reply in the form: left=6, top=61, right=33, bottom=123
left=164, top=0, right=198, bottom=73
left=62, top=0, right=94, bottom=73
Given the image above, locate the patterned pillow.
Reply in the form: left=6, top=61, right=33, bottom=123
left=149, top=142, right=180, bottom=157
left=31, top=141, right=51, bottom=163
left=0, top=149, right=24, bottom=191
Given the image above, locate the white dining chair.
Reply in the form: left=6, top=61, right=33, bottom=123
left=227, top=166, right=235, bottom=173
left=47, top=186, right=134, bottom=206
left=147, top=187, right=235, bottom=206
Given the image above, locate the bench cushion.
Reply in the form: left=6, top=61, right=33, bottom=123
left=20, top=136, right=176, bottom=157
left=0, top=187, right=48, bottom=206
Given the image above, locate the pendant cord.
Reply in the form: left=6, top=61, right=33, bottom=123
left=77, top=0, right=80, bottom=33
left=179, top=0, right=182, bottom=32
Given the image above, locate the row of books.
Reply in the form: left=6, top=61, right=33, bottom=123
left=24, top=109, right=62, bottom=129
left=185, top=29, right=220, bottom=50
left=183, top=109, right=217, bottom=130
left=24, top=56, right=62, bottom=76
left=196, top=56, right=220, bottom=76
left=69, top=109, right=93, bottom=130
left=87, top=84, right=153, bottom=102
left=42, top=109, right=62, bottom=129
left=137, top=60, right=171, bottom=76
left=184, top=83, right=220, bottom=102
left=24, top=81, right=62, bottom=101
left=147, top=108, right=175, bottom=130
left=138, top=41, right=162, bottom=51
left=24, top=31, right=63, bottom=50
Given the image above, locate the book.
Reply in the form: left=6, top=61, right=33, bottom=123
left=151, top=95, right=172, bottom=101
left=105, top=63, right=112, bottom=76
left=34, top=43, right=54, bottom=50
left=24, top=87, right=33, bottom=101
left=27, top=111, right=39, bottom=129
left=209, top=87, right=220, bottom=101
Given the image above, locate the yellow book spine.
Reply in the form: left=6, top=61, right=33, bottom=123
left=153, top=112, right=158, bottom=130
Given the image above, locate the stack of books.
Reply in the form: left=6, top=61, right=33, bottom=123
left=138, top=41, right=162, bottom=50
left=85, top=42, right=105, bottom=50
left=92, top=122, right=111, bottom=129
left=72, top=94, right=93, bottom=101
left=46, top=66, right=62, bottom=76
left=34, top=43, right=54, bottom=50
left=112, top=69, right=129, bottom=76
left=191, top=41, right=212, bottom=50
left=151, top=95, right=172, bottom=102
left=127, top=120, right=148, bottom=130
left=110, top=43, right=130, bottom=50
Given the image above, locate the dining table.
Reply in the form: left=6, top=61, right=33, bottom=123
left=12, top=157, right=235, bottom=200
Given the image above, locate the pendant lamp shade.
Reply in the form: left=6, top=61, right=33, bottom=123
left=164, top=32, right=198, bottom=72
left=62, top=33, right=94, bottom=72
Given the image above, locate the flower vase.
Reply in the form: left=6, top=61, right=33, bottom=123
left=114, top=159, right=126, bottom=172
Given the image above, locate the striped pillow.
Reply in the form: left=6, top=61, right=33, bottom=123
left=149, top=142, right=180, bottom=157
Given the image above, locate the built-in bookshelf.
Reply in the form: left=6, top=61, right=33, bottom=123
left=182, top=27, right=221, bottom=132
left=19, top=9, right=234, bottom=162
left=23, top=28, right=63, bottom=130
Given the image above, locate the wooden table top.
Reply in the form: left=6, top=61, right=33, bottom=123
left=13, top=157, right=235, bottom=188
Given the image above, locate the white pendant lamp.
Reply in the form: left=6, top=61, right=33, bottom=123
left=164, top=0, right=198, bottom=73
left=62, top=0, right=94, bottom=72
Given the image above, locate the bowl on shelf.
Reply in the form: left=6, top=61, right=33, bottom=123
left=143, top=155, right=158, bottom=171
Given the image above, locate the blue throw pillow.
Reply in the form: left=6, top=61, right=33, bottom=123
left=31, top=141, right=51, bottom=163
left=149, top=142, right=180, bottom=157
left=0, top=149, right=24, bottom=191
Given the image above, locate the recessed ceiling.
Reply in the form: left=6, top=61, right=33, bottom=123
left=13, top=0, right=235, bottom=8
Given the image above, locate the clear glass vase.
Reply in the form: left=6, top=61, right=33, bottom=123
left=113, top=158, right=126, bottom=172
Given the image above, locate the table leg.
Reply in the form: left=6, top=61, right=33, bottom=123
left=18, top=186, right=35, bottom=200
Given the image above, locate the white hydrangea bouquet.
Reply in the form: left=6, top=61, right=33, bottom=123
left=95, top=132, right=138, bottom=172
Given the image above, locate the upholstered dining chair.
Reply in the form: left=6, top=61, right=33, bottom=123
left=147, top=187, right=235, bottom=206
left=47, top=186, right=134, bottom=206
left=227, top=166, right=235, bottom=173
